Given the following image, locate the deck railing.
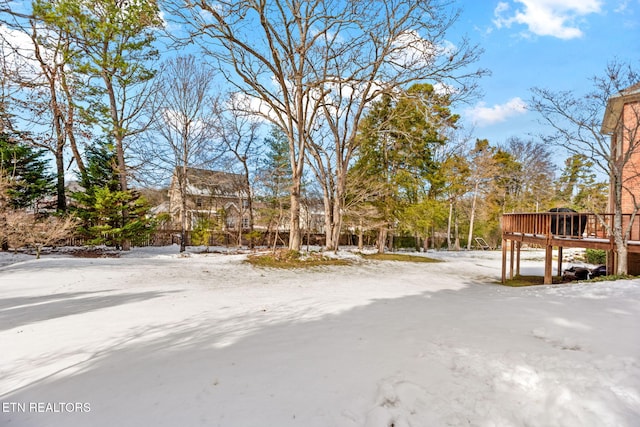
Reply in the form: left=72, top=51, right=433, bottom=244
left=502, top=212, right=640, bottom=242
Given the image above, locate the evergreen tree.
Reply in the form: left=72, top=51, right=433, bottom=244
left=351, top=84, right=457, bottom=252
left=556, top=154, right=608, bottom=212
left=72, top=139, right=154, bottom=247
left=0, top=133, right=54, bottom=209
left=257, top=126, right=292, bottom=247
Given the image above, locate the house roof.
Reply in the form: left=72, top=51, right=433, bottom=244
left=174, top=167, right=247, bottom=196
left=601, top=82, right=640, bottom=134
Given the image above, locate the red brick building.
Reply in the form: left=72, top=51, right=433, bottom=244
left=601, top=82, right=640, bottom=273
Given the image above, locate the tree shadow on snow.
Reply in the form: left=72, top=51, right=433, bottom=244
left=0, top=290, right=179, bottom=331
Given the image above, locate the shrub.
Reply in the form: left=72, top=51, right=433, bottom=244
left=585, top=249, right=606, bottom=265
left=191, top=218, right=213, bottom=246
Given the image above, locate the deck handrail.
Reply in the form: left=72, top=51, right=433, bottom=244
left=502, top=212, right=640, bottom=241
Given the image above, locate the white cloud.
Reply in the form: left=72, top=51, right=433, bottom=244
left=493, top=0, right=602, bottom=39
left=390, top=30, right=437, bottom=69
left=465, top=97, right=527, bottom=127
left=0, top=25, right=36, bottom=60
left=389, top=31, right=458, bottom=70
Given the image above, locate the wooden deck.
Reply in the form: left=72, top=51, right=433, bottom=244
left=501, top=212, right=640, bottom=284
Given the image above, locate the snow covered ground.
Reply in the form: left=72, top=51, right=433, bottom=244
left=0, top=246, right=639, bottom=427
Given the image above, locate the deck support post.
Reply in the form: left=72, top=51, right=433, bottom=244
left=557, top=246, right=563, bottom=279
left=509, top=239, right=515, bottom=279
left=501, top=239, right=507, bottom=284
left=544, top=244, right=553, bottom=284
left=516, top=241, right=521, bottom=276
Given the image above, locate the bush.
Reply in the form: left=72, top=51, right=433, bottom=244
left=585, top=249, right=606, bottom=265
left=191, top=218, right=213, bottom=246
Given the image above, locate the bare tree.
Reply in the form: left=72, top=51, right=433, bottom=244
left=135, top=55, right=219, bottom=252
left=0, top=24, right=29, bottom=134
left=499, top=137, right=555, bottom=213
left=465, top=139, right=498, bottom=250
left=5, top=211, right=77, bottom=258
left=35, top=0, right=162, bottom=249
left=23, top=13, right=87, bottom=210
left=213, top=94, right=262, bottom=248
left=305, top=1, right=486, bottom=251
left=342, top=168, right=386, bottom=250
left=169, top=0, right=334, bottom=251
left=530, top=61, right=640, bottom=274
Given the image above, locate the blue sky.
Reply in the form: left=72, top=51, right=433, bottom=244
left=2, top=0, right=637, bottom=158
left=451, top=0, right=639, bottom=146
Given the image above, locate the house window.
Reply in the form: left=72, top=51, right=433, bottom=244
left=195, top=198, right=202, bottom=208
left=242, top=217, right=250, bottom=229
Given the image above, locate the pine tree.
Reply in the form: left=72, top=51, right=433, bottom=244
left=351, top=84, right=456, bottom=252
left=72, top=140, right=154, bottom=247
left=0, top=133, right=54, bottom=210
left=257, top=126, right=292, bottom=248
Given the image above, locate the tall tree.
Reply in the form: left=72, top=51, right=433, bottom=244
left=0, top=5, right=87, bottom=211
left=352, top=84, right=456, bottom=253
left=135, top=55, right=218, bottom=252
left=464, top=139, right=498, bottom=250
left=530, top=61, right=640, bottom=274
left=37, top=0, right=162, bottom=248
left=256, top=126, right=291, bottom=249
left=498, top=137, right=555, bottom=213
left=438, top=153, right=470, bottom=250
left=170, top=0, right=336, bottom=250
left=303, top=0, right=485, bottom=251
left=28, top=7, right=87, bottom=210
left=213, top=94, right=262, bottom=248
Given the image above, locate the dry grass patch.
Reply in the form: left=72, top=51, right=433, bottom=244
left=246, top=250, right=351, bottom=269
left=501, top=275, right=561, bottom=287
left=362, top=253, right=441, bottom=263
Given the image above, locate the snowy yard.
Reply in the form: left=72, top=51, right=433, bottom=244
left=0, top=246, right=639, bottom=427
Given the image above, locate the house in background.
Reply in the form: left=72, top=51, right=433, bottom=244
left=168, top=167, right=250, bottom=232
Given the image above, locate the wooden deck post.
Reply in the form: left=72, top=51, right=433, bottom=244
left=544, top=244, right=553, bottom=284
left=516, top=241, right=521, bottom=276
left=557, top=246, right=563, bottom=279
left=509, top=239, right=515, bottom=279
left=501, top=239, right=507, bottom=284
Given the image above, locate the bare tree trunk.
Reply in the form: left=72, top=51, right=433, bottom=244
left=467, top=181, right=479, bottom=250
left=447, top=200, right=453, bottom=250
left=454, top=215, right=460, bottom=251
left=106, top=77, right=131, bottom=251
left=54, top=148, right=66, bottom=212
left=289, top=177, right=302, bottom=251
left=320, top=187, right=335, bottom=250
left=59, top=68, right=86, bottom=176
left=179, top=168, right=188, bottom=253
left=613, top=200, right=628, bottom=275
left=330, top=193, right=343, bottom=253
left=377, top=227, right=387, bottom=254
